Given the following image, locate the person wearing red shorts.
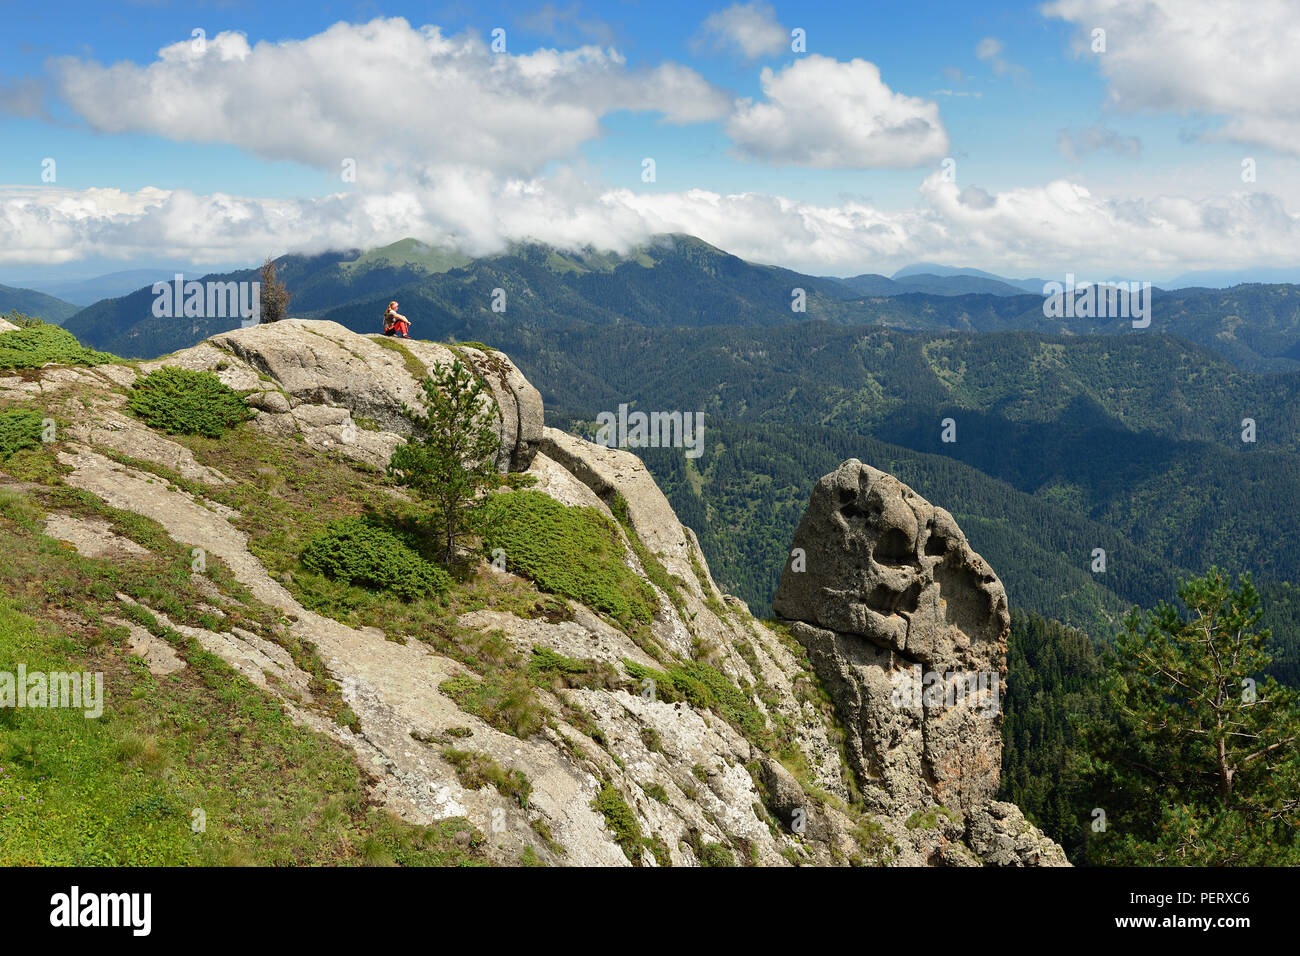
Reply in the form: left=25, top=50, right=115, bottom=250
left=383, top=300, right=411, bottom=338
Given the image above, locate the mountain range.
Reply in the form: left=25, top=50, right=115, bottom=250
left=4, top=235, right=1298, bottom=683
left=10, top=235, right=1297, bottom=373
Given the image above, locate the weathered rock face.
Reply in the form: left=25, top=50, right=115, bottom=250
left=774, top=459, right=1065, bottom=864
left=153, top=320, right=543, bottom=473
left=0, top=316, right=19, bottom=333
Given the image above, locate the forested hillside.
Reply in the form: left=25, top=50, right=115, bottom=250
left=485, top=323, right=1300, bottom=681
left=999, top=609, right=1105, bottom=859
left=0, top=286, right=78, bottom=324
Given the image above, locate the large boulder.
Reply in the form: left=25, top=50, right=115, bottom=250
left=773, top=459, right=1014, bottom=823
left=151, top=320, right=542, bottom=472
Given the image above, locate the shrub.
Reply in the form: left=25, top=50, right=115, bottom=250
left=591, top=782, right=643, bottom=864
left=480, top=491, right=657, bottom=627
left=0, top=323, right=117, bottom=370
left=259, top=257, right=291, bottom=323
left=300, top=517, right=451, bottom=602
left=0, top=410, right=44, bottom=460
left=127, top=367, right=252, bottom=437
left=528, top=646, right=620, bottom=690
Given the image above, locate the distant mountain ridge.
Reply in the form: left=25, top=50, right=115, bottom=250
left=0, top=283, right=79, bottom=324
left=40, top=234, right=1300, bottom=372
left=12, top=269, right=202, bottom=306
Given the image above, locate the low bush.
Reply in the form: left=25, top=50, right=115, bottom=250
left=0, top=323, right=118, bottom=370
left=0, top=410, right=44, bottom=460
left=299, top=517, right=451, bottom=602
left=480, top=490, right=656, bottom=627
left=528, top=646, right=620, bottom=690
left=591, top=782, right=643, bottom=864
left=127, top=367, right=252, bottom=437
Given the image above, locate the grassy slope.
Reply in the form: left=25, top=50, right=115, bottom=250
left=0, top=366, right=492, bottom=864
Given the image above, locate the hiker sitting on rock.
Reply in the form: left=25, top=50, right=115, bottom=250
left=383, top=301, right=411, bottom=339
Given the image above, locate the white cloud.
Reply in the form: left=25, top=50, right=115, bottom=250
left=7, top=11, right=1298, bottom=280
left=5, top=169, right=1297, bottom=279
left=694, top=2, right=788, bottom=59
left=51, top=17, right=731, bottom=180
left=726, top=55, right=950, bottom=168
left=1042, top=0, right=1300, bottom=155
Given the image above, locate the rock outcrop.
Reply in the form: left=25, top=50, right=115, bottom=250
left=774, top=459, right=1067, bottom=864
left=152, top=320, right=543, bottom=472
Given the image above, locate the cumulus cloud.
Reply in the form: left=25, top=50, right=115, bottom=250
left=693, top=2, right=788, bottom=59
left=51, top=17, right=731, bottom=179
left=5, top=168, right=1298, bottom=278
left=726, top=55, right=950, bottom=168
left=1042, top=0, right=1300, bottom=155
left=8, top=11, right=1298, bottom=280
left=1058, top=124, right=1141, bottom=160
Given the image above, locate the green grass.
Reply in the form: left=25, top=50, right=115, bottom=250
left=126, top=367, right=251, bottom=438
left=527, top=646, right=620, bottom=690
left=480, top=490, right=657, bottom=628
left=369, top=335, right=428, bottom=380
left=0, top=500, right=485, bottom=866
left=623, top=658, right=770, bottom=750
left=697, top=841, right=735, bottom=867
left=441, top=747, right=532, bottom=808
left=0, top=323, right=119, bottom=370
left=102, top=424, right=568, bottom=748
left=608, top=492, right=686, bottom=613
left=904, top=806, right=961, bottom=830
left=439, top=672, right=549, bottom=739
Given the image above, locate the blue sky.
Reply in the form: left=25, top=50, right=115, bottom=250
left=1, top=0, right=1298, bottom=281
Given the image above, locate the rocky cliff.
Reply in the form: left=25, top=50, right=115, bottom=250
left=0, top=319, right=1064, bottom=866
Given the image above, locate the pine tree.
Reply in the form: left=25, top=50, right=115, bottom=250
left=387, top=359, right=499, bottom=565
left=258, top=257, right=290, bottom=323
left=1077, top=569, right=1300, bottom=865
